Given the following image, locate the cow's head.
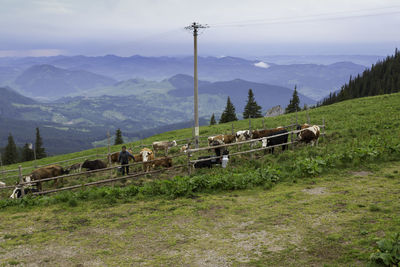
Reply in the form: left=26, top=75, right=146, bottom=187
left=140, top=150, right=152, bottom=162
left=10, top=187, right=21, bottom=199
left=180, top=144, right=189, bottom=153
left=171, top=140, right=177, bottom=147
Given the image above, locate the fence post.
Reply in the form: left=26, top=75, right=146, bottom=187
left=322, top=117, right=326, bottom=141
left=231, top=123, right=234, bottom=135
left=262, top=118, right=265, bottom=130
left=187, top=151, right=192, bottom=176
left=107, top=131, right=113, bottom=185
left=18, top=165, right=25, bottom=197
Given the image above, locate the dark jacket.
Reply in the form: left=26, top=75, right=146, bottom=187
left=118, top=151, right=134, bottom=164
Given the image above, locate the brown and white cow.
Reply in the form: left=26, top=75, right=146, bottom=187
left=208, top=134, right=235, bottom=146
left=152, top=141, right=177, bottom=156
left=140, top=148, right=155, bottom=172
left=297, top=125, right=320, bottom=146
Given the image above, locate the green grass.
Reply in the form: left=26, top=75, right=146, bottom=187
left=1, top=93, right=400, bottom=265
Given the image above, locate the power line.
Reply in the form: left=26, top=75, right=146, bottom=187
left=210, top=6, right=400, bottom=28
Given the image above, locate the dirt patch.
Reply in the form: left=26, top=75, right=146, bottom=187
left=302, top=187, right=327, bottom=195
left=350, top=171, right=372, bottom=176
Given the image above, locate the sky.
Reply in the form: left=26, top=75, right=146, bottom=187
left=1, top=0, right=400, bottom=57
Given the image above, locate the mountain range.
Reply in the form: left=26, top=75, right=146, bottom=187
left=0, top=55, right=367, bottom=100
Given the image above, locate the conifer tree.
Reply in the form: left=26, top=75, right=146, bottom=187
left=219, top=97, right=238, bottom=123
left=4, top=133, right=18, bottom=165
left=285, top=85, right=300, bottom=114
left=35, top=127, right=46, bottom=159
left=114, top=128, right=124, bottom=145
left=210, top=113, right=216, bottom=125
left=243, top=89, right=263, bottom=119
left=22, top=143, right=34, bottom=162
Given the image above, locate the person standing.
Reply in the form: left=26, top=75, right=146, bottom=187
left=118, top=146, right=135, bottom=175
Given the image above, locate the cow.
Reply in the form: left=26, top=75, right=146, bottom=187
left=10, top=187, right=39, bottom=199
left=67, top=162, right=81, bottom=173
left=0, top=181, right=5, bottom=187
left=208, top=134, right=235, bottom=146
left=16, top=164, right=68, bottom=192
left=81, top=159, right=107, bottom=171
left=180, top=144, right=189, bottom=153
left=210, top=139, right=229, bottom=164
left=140, top=148, right=155, bottom=172
left=297, top=125, right=320, bottom=146
left=152, top=157, right=173, bottom=168
left=252, top=127, right=285, bottom=139
left=265, top=129, right=289, bottom=154
left=194, top=156, right=215, bottom=169
left=110, top=149, right=134, bottom=164
left=235, top=130, right=252, bottom=142
left=152, top=141, right=177, bottom=157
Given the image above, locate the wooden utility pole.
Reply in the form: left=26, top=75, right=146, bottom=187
left=185, top=22, right=208, bottom=148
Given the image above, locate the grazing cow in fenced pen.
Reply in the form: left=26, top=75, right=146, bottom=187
left=140, top=148, right=155, bottom=172
left=11, top=164, right=68, bottom=194
left=264, top=129, right=289, bottom=154
left=152, top=141, right=177, bottom=157
left=194, top=156, right=214, bottom=169
left=297, top=125, right=320, bottom=146
left=10, top=187, right=39, bottom=199
left=81, top=159, right=107, bottom=171
left=152, top=157, right=173, bottom=168
left=235, top=130, right=252, bottom=142
left=67, top=162, right=81, bottom=173
left=208, top=134, right=235, bottom=146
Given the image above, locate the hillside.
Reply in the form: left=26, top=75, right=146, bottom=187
left=0, top=93, right=399, bottom=266
left=0, top=76, right=314, bottom=154
left=321, top=49, right=400, bottom=105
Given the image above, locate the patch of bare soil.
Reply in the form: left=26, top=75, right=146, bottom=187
left=350, top=171, right=372, bottom=176
left=302, top=187, right=327, bottom=195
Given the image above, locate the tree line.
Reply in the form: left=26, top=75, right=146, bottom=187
left=210, top=87, right=302, bottom=125
left=1, top=128, right=46, bottom=165
left=319, top=49, right=400, bottom=106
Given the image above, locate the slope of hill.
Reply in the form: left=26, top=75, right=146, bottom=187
left=14, top=64, right=116, bottom=99
left=321, top=49, right=400, bottom=105
left=1, top=93, right=399, bottom=266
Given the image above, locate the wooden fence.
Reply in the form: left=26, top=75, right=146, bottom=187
left=0, top=118, right=326, bottom=198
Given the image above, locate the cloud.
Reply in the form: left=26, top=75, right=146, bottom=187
left=254, top=61, right=270, bottom=68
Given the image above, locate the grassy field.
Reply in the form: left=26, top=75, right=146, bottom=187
left=1, top=93, right=400, bottom=266
left=0, top=161, right=399, bottom=266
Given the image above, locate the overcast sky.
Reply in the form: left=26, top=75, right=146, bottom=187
left=1, top=0, right=400, bottom=57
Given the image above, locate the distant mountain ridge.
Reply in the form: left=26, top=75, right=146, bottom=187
left=14, top=64, right=116, bottom=98
left=0, top=55, right=367, bottom=100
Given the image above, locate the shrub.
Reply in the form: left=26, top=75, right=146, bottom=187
left=369, top=233, right=400, bottom=266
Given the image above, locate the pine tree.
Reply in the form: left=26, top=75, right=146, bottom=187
left=35, top=127, right=46, bottom=159
left=219, top=97, right=238, bottom=123
left=22, top=143, right=34, bottom=162
left=210, top=113, right=216, bottom=125
left=4, top=133, right=18, bottom=165
left=114, top=128, right=124, bottom=145
left=285, top=85, right=300, bottom=114
left=243, top=89, right=263, bottom=119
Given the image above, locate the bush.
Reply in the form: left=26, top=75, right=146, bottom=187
left=369, top=233, right=400, bottom=266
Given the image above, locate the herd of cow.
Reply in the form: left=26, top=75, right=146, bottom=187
left=3, top=123, right=320, bottom=199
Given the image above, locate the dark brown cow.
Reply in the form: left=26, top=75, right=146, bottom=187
left=252, top=127, right=285, bottom=139
left=152, top=157, right=173, bottom=168
left=28, top=165, right=68, bottom=191
left=82, top=159, right=107, bottom=171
